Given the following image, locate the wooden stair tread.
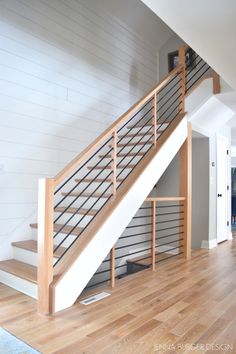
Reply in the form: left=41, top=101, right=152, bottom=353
left=127, top=122, right=169, bottom=130
left=87, top=164, right=136, bottom=170
left=99, top=152, right=145, bottom=159
left=109, top=141, right=152, bottom=148
left=118, top=132, right=152, bottom=139
left=0, top=259, right=37, bottom=284
left=75, top=178, right=123, bottom=183
left=55, top=206, right=97, bottom=216
left=61, top=191, right=111, bottom=198
left=11, top=240, right=66, bottom=259
left=30, top=223, right=83, bottom=236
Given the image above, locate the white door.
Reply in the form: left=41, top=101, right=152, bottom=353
left=216, top=136, right=228, bottom=243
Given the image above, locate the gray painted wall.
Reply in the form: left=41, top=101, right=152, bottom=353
left=192, top=138, right=209, bottom=248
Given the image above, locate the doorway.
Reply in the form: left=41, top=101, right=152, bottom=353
left=216, top=136, right=229, bottom=243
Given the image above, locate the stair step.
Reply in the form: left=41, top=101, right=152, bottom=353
left=126, top=122, right=168, bottom=130
left=12, top=240, right=66, bottom=259
left=61, top=191, right=111, bottom=199
left=0, top=259, right=37, bottom=284
left=98, top=151, right=145, bottom=159
left=75, top=178, right=122, bottom=183
left=109, top=141, right=152, bottom=148
left=30, top=223, right=83, bottom=236
left=126, top=122, right=152, bottom=129
left=118, top=132, right=152, bottom=139
left=55, top=206, right=97, bottom=216
left=87, top=164, right=136, bottom=170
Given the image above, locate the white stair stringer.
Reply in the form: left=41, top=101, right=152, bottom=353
left=53, top=117, right=188, bottom=313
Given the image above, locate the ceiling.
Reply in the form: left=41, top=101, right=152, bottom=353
left=87, top=0, right=174, bottom=50
left=140, top=0, right=236, bottom=90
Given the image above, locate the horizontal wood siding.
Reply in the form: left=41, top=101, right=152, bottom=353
left=0, top=0, right=157, bottom=259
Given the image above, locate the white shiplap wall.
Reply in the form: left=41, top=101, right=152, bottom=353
left=0, top=0, right=158, bottom=259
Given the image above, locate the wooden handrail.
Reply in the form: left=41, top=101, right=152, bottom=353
left=54, top=65, right=183, bottom=187
left=146, top=197, right=186, bottom=202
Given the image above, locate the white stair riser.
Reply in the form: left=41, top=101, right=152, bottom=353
left=0, top=270, right=37, bottom=299
left=13, top=247, right=58, bottom=267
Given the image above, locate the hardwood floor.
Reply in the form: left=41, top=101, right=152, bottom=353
left=0, top=239, right=236, bottom=354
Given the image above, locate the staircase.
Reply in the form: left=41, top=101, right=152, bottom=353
left=0, top=45, right=220, bottom=314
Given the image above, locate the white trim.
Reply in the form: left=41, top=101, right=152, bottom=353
left=201, top=239, right=217, bottom=249
left=228, top=232, right=233, bottom=240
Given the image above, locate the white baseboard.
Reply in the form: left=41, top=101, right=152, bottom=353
left=228, top=232, right=233, bottom=240
left=201, top=239, right=217, bottom=249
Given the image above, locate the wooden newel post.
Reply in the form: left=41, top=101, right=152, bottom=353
left=179, top=123, right=192, bottom=259
left=112, top=130, right=117, bottom=197
left=212, top=71, right=221, bottom=94
left=110, top=247, right=115, bottom=288
left=178, top=45, right=187, bottom=113
left=152, top=93, right=157, bottom=147
left=152, top=201, right=156, bottom=270
left=37, top=178, right=54, bottom=315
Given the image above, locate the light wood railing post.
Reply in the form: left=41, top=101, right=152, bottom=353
left=152, top=201, right=156, bottom=270
left=37, top=178, right=54, bottom=315
left=212, top=71, right=221, bottom=94
left=178, top=45, right=187, bottom=113
left=179, top=122, right=192, bottom=259
left=111, top=130, right=117, bottom=197
left=152, top=93, right=157, bottom=147
left=110, top=247, right=115, bottom=288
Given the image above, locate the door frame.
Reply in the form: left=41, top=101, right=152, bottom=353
left=216, top=134, right=230, bottom=243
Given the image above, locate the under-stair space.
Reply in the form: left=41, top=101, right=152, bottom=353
left=0, top=44, right=220, bottom=314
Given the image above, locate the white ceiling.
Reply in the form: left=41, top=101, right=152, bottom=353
left=87, top=0, right=174, bottom=50
left=140, top=0, right=236, bottom=90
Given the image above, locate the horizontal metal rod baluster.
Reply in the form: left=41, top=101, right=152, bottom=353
left=155, top=245, right=183, bottom=255
left=116, top=126, right=153, bottom=173
left=116, top=110, right=153, bottom=153
left=125, top=222, right=152, bottom=229
left=156, top=238, right=184, bottom=247
left=157, top=225, right=184, bottom=233
left=156, top=101, right=182, bottom=136
left=54, top=184, right=114, bottom=262
left=157, top=85, right=181, bottom=113
left=157, top=93, right=182, bottom=121
left=116, top=239, right=151, bottom=250
left=158, top=73, right=180, bottom=94
left=117, top=135, right=153, bottom=186
left=54, top=151, right=113, bottom=209
left=186, top=66, right=211, bottom=92
left=156, top=218, right=184, bottom=224
left=55, top=137, right=112, bottom=195
left=186, top=50, right=198, bottom=63
left=157, top=211, right=184, bottom=217
left=157, top=204, right=184, bottom=208
left=86, top=278, right=110, bottom=289
left=54, top=178, right=111, bottom=245
left=186, top=62, right=209, bottom=84
left=115, top=265, right=128, bottom=271
left=115, top=247, right=152, bottom=259
left=133, top=214, right=152, bottom=219
left=157, top=79, right=181, bottom=104
left=156, top=231, right=184, bottom=240
left=54, top=158, right=113, bottom=223
left=117, top=97, right=154, bottom=134
left=119, top=231, right=152, bottom=239
left=93, top=269, right=111, bottom=276
left=185, top=57, right=204, bottom=77
left=156, top=252, right=184, bottom=263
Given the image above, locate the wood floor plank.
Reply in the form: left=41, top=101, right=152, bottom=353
left=0, top=240, right=235, bottom=354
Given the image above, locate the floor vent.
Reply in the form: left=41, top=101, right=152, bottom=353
left=80, top=292, right=111, bottom=305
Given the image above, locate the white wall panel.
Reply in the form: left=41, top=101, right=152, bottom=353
left=0, top=0, right=158, bottom=259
